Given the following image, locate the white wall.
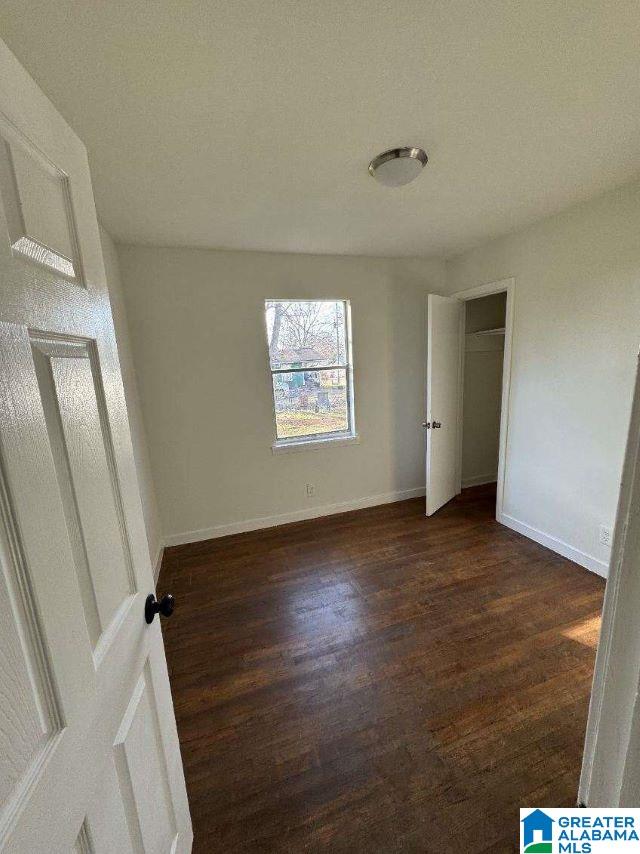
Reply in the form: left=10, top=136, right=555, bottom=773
left=117, top=246, right=445, bottom=543
left=100, top=225, right=163, bottom=573
left=462, top=294, right=506, bottom=487
left=445, top=179, right=640, bottom=575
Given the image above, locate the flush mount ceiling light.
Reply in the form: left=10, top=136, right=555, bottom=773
left=368, top=147, right=428, bottom=187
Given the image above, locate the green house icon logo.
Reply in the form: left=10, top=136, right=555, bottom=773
left=521, top=809, right=554, bottom=853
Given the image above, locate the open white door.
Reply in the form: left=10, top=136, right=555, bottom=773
left=425, top=294, right=462, bottom=516
left=0, top=40, right=192, bottom=853
left=579, top=353, right=640, bottom=807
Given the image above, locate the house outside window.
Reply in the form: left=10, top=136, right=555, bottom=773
left=265, top=299, right=356, bottom=447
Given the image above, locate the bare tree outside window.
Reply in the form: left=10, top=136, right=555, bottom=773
left=265, top=300, right=355, bottom=443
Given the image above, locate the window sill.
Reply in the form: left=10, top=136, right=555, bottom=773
left=272, top=433, right=360, bottom=455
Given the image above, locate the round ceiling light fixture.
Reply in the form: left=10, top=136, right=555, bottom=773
left=368, top=147, right=428, bottom=187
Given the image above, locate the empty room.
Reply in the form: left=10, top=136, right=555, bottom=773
left=1, top=2, right=640, bottom=852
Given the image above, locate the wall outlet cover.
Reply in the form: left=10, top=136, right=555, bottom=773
left=599, top=525, right=612, bottom=547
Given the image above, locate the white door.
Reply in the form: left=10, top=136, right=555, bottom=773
left=425, top=294, right=462, bottom=515
left=0, top=41, right=192, bottom=853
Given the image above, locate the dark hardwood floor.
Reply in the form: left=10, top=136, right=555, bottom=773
left=159, top=485, right=605, bottom=853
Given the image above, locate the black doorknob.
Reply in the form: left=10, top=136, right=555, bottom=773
left=145, top=593, right=175, bottom=624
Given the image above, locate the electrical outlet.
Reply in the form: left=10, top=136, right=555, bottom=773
left=599, top=525, right=612, bottom=548
left=306, top=483, right=315, bottom=498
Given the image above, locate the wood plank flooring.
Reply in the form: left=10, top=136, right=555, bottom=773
left=159, top=485, right=605, bottom=852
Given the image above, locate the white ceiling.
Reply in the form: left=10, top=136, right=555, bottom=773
left=1, top=1, right=639, bottom=258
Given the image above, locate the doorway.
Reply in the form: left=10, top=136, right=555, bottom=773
left=425, top=279, right=514, bottom=520
left=459, top=291, right=507, bottom=512
left=454, top=279, right=514, bottom=520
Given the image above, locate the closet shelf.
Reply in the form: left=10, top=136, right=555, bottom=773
left=468, top=327, right=505, bottom=336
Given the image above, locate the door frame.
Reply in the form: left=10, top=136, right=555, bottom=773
left=450, top=277, right=515, bottom=521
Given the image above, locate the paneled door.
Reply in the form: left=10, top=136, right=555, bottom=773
left=425, top=294, right=462, bottom=515
left=0, top=40, right=192, bottom=853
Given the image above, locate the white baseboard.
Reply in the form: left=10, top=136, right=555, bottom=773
left=164, top=486, right=426, bottom=547
left=152, top=543, right=165, bottom=582
left=462, top=473, right=498, bottom=488
left=498, top=512, right=609, bottom=578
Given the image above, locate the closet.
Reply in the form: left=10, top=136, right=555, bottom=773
left=461, top=292, right=507, bottom=489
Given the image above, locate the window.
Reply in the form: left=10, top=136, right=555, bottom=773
left=265, top=299, right=355, bottom=446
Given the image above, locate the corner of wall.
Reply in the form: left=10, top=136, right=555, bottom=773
left=99, top=221, right=164, bottom=571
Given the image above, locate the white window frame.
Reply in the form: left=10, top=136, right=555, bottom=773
left=265, top=299, right=357, bottom=452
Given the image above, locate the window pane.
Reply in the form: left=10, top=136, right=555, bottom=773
left=266, top=300, right=347, bottom=370
left=273, top=368, right=349, bottom=440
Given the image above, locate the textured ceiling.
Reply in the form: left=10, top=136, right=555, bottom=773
left=1, top=0, right=639, bottom=257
